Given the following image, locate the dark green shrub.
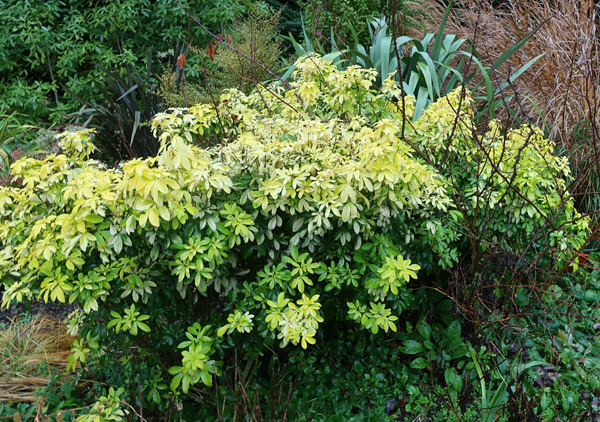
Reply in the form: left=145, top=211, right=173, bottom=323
left=299, top=0, right=427, bottom=47
left=0, top=0, right=250, bottom=124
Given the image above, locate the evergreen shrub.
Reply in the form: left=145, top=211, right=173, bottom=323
left=0, top=55, right=588, bottom=407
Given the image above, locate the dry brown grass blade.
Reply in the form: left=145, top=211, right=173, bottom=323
left=0, top=315, right=76, bottom=403
left=431, top=0, right=600, bottom=145
left=0, top=377, right=52, bottom=403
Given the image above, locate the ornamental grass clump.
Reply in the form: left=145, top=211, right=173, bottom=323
left=0, top=315, right=75, bottom=403
left=446, top=0, right=600, bottom=144
left=0, top=55, right=589, bottom=407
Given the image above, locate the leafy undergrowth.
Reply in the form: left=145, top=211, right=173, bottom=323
left=2, top=262, right=599, bottom=421
left=207, top=266, right=600, bottom=422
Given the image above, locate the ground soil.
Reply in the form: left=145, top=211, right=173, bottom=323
left=0, top=299, right=77, bottom=325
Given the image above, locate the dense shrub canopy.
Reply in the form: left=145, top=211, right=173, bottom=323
left=0, top=56, right=589, bottom=402
left=0, top=0, right=258, bottom=122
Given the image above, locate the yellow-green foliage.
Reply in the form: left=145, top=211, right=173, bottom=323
left=157, top=69, right=206, bottom=110
left=0, top=55, right=589, bottom=400
left=210, top=9, right=285, bottom=94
